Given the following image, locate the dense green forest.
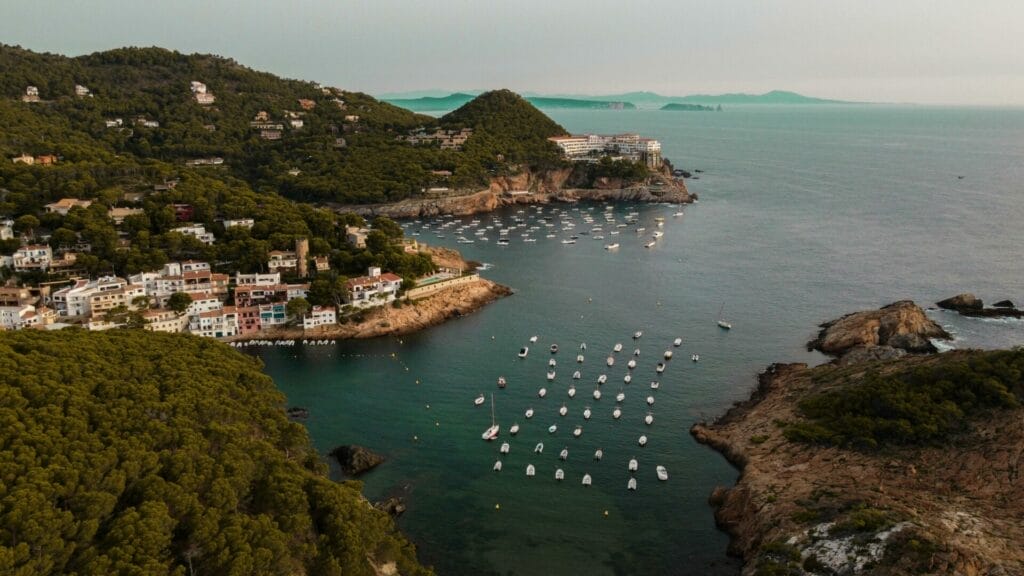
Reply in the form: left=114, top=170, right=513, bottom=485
left=783, top=349, right=1024, bottom=449
left=0, top=330, right=431, bottom=575
left=0, top=45, right=571, bottom=205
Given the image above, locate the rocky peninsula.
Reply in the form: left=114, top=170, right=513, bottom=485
left=694, top=302, right=1024, bottom=575
left=937, top=293, right=1024, bottom=319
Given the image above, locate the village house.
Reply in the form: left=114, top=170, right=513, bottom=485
left=184, top=157, right=224, bottom=167
left=51, top=276, right=131, bottom=317
left=297, top=98, right=316, bottom=110
left=259, top=302, right=289, bottom=327
left=183, top=292, right=224, bottom=316
left=223, top=218, right=254, bottom=229
left=141, top=309, right=188, bottom=333
left=302, top=306, right=337, bottom=330
left=289, top=119, right=304, bottom=129
left=344, top=115, right=360, bottom=122
left=344, top=267, right=403, bottom=308
left=0, top=219, right=14, bottom=241
left=22, top=86, right=40, bottom=103
left=105, top=118, right=124, bottom=128
left=12, top=154, right=34, bottom=165
left=267, top=250, right=298, bottom=274
left=34, top=155, right=58, bottom=166
left=45, top=198, right=93, bottom=216
left=233, top=283, right=308, bottom=308
left=88, top=283, right=146, bottom=317
left=108, top=207, right=145, bottom=224
left=234, top=271, right=280, bottom=286
left=12, top=245, right=53, bottom=271
left=173, top=224, right=215, bottom=244
left=313, top=256, right=330, bottom=272
left=75, top=84, right=91, bottom=97
left=0, top=285, right=36, bottom=307
left=190, top=306, right=239, bottom=338
left=237, top=306, right=262, bottom=334
left=345, top=226, right=369, bottom=248
left=260, top=130, right=283, bottom=141
left=0, top=304, right=37, bottom=330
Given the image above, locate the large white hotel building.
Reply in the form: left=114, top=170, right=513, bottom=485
left=548, top=134, right=662, bottom=168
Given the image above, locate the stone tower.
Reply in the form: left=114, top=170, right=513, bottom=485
left=295, top=237, right=309, bottom=277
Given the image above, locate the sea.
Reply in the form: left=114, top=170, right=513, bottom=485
left=252, top=105, right=1024, bottom=575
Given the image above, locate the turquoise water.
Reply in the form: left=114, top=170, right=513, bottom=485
left=254, top=106, right=1024, bottom=575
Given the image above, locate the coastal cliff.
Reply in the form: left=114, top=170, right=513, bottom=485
left=694, top=307, right=1024, bottom=575
left=335, top=168, right=694, bottom=219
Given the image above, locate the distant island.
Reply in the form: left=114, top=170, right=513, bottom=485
left=384, top=93, right=635, bottom=112
left=668, top=90, right=847, bottom=105
left=660, top=103, right=719, bottom=112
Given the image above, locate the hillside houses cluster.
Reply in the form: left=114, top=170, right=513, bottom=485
left=401, top=127, right=474, bottom=150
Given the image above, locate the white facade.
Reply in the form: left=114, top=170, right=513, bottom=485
left=268, top=251, right=298, bottom=273
left=235, top=272, right=281, bottom=286
left=1, top=220, right=14, bottom=241
left=302, top=306, right=337, bottom=330
left=13, top=245, right=52, bottom=271
left=173, top=224, right=215, bottom=245
left=0, top=305, right=35, bottom=330
left=223, top=218, right=254, bottom=229
left=549, top=133, right=662, bottom=167
left=190, top=307, right=239, bottom=338
left=345, top=267, right=402, bottom=308
left=51, top=276, right=127, bottom=317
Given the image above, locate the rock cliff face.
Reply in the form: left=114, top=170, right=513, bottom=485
left=692, top=353, right=1024, bottom=575
left=330, top=444, right=386, bottom=476
left=336, top=168, right=694, bottom=219
left=807, top=300, right=951, bottom=360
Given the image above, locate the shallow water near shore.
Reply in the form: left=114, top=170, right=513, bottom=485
left=253, top=105, right=1024, bottom=575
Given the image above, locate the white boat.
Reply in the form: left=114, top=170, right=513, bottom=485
left=548, top=424, right=558, bottom=434
left=636, top=227, right=646, bottom=233
left=594, top=449, right=603, bottom=461
left=525, top=408, right=534, bottom=419
left=646, top=395, right=655, bottom=406
left=555, top=468, right=565, bottom=481
left=657, top=465, right=668, bottom=481
left=474, top=394, right=486, bottom=406
left=652, top=231, right=664, bottom=238
left=538, top=387, right=547, bottom=398
left=510, top=423, right=520, bottom=435
left=633, top=348, right=641, bottom=357
left=673, top=337, right=682, bottom=347
left=568, top=384, right=577, bottom=397
left=628, top=458, right=638, bottom=472
left=559, top=404, right=568, bottom=416
left=628, top=478, right=637, bottom=491
left=526, top=464, right=536, bottom=477
left=582, top=474, right=592, bottom=486
left=656, top=362, right=665, bottom=374
left=613, top=343, right=623, bottom=353
left=673, top=211, right=684, bottom=217
left=627, top=359, right=637, bottom=369
left=650, top=381, right=659, bottom=390
left=572, top=370, right=581, bottom=380
left=518, top=347, right=529, bottom=358
left=500, top=442, right=510, bottom=454
left=606, top=356, right=615, bottom=367
left=691, top=354, right=700, bottom=362
left=530, top=335, right=538, bottom=343
left=644, top=241, right=656, bottom=248
left=550, top=344, right=559, bottom=354
left=664, top=350, right=673, bottom=360
left=593, top=388, right=602, bottom=400
left=482, top=394, right=500, bottom=441
left=604, top=243, right=620, bottom=250
left=580, top=342, right=587, bottom=351
left=597, top=374, right=607, bottom=385
left=534, top=443, right=544, bottom=453
left=623, top=374, right=632, bottom=384
left=633, top=331, right=643, bottom=339
left=717, top=303, right=732, bottom=330
left=616, top=390, right=625, bottom=402
left=645, top=412, right=654, bottom=426
left=494, top=460, right=502, bottom=472
left=613, top=407, right=622, bottom=419
left=638, top=435, right=648, bottom=447
left=561, top=239, right=576, bottom=244
left=576, top=355, right=585, bottom=363
left=546, top=371, right=555, bottom=381
left=573, top=425, right=582, bottom=438
left=549, top=358, right=557, bottom=367
left=583, top=407, right=592, bottom=420
left=497, top=376, right=507, bottom=388
left=559, top=448, right=568, bottom=461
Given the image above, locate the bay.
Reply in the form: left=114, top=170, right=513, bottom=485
left=254, top=105, right=1024, bottom=575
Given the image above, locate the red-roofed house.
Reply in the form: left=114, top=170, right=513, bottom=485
left=344, top=267, right=402, bottom=308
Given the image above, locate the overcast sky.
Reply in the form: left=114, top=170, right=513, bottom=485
left=3, top=0, right=1022, bottom=105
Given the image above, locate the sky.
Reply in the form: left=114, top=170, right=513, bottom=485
left=2, top=0, right=1023, bottom=105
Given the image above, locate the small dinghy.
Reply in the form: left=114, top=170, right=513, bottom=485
left=474, top=394, right=485, bottom=406
left=555, top=468, right=565, bottom=481
left=580, top=342, right=587, bottom=351
left=613, top=407, right=622, bottom=419
left=593, top=388, right=602, bottom=400
left=519, top=347, right=529, bottom=358
left=526, top=464, right=536, bottom=477
left=673, top=337, right=682, bottom=347
left=547, top=371, right=556, bottom=381
left=534, top=442, right=544, bottom=453
left=628, top=458, right=638, bottom=472
left=656, top=362, right=666, bottom=374
left=606, top=356, right=615, bottom=367
left=633, top=331, right=643, bottom=339
left=559, top=448, right=568, bottom=461
left=494, top=460, right=502, bottom=472
left=510, top=423, right=520, bottom=435
left=569, top=384, right=578, bottom=397
left=627, top=359, right=637, bottom=369
left=497, top=376, right=507, bottom=388
left=583, top=407, right=592, bottom=420
left=597, top=374, right=607, bottom=385
left=624, top=374, right=632, bottom=384
left=638, top=435, right=648, bottom=447
left=525, top=408, right=534, bottom=419
left=633, top=348, right=641, bottom=357
left=593, top=449, right=603, bottom=461
left=530, top=335, right=538, bottom=343
left=645, top=412, right=654, bottom=426
left=548, top=424, right=558, bottom=434
left=572, top=370, right=581, bottom=380
left=650, top=381, right=659, bottom=390
left=582, top=474, right=592, bottom=486
left=549, top=358, right=557, bottom=367
left=613, top=343, right=623, bottom=353
left=657, top=465, right=668, bottom=481
left=692, top=354, right=700, bottom=362
left=559, top=404, right=568, bottom=416
left=550, top=344, right=559, bottom=354
left=573, top=425, right=582, bottom=438
left=500, top=442, right=510, bottom=454
left=538, top=387, right=547, bottom=398
left=576, top=354, right=585, bottom=363
left=628, top=477, right=637, bottom=491
left=664, top=350, right=673, bottom=360
left=646, top=395, right=655, bottom=406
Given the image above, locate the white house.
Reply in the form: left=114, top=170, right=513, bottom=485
left=51, top=276, right=128, bottom=317
left=12, top=245, right=53, bottom=271
left=302, top=306, right=337, bottom=330
left=0, top=219, right=14, bottom=241
left=267, top=251, right=298, bottom=274
left=235, top=272, right=280, bottom=286
left=45, top=198, right=93, bottom=216
left=223, top=218, right=254, bottom=229
left=344, top=267, right=402, bottom=308
left=190, top=306, right=239, bottom=338
left=173, top=224, right=215, bottom=245
left=0, top=304, right=36, bottom=330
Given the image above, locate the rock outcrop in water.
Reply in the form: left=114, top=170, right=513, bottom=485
left=937, top=293, right=1024, bottom=318
left=807, top=300, right=951, bottom=360
left=692, top=350, right=1024, bottom=575
left=331, top=444, right=386, bottom=476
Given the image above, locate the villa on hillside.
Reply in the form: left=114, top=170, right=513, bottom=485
left=344, top=267, right=402, bottom=308
left=548, top=133, right=662, bottom=169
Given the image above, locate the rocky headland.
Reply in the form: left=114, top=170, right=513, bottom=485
left=937, top=293, right=1024, bottom=319
left=807, top=300, right=951, bottom=364
left=694, top=302, right=1024, bottom=575
left=333, top=167, right=694, bottom=219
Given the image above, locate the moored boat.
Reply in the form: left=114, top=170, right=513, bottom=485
left=645, top=412, right=654, bottom=426
left=494, top=460, right=502, bottom=472
left=538, top=387, right=547, bottom=398
left=623, top=374, right=632, bottom=384
left=628, top=458, right=638, bottom=472
left=525, top=408, right=534, bottom=419
left=559, top=404, right=568, bottom=416
left=526, top=464, right=536, bottom=476
left=646, top=395, right=655, bottom=406
left=650, top=381, right=659, bottom=390
left=474, top=394, right=486, bottom=406
left=613, top=407, right=622, bottom=419
left=673, top=337, right=682, bottom=347
left=583, top=406, right=592, bottom=420
left=638, top=435, right=648, bottom=447
left=534, top=442, right=544, bottom=453
left=500, top=442, right=510, bottom=454
left=613, top=343, right=623, bottom=353
left=597, top=374, right=608, bottom=384
left=582, top=474, right=592, bottom=486
left=510, top=423, right=520, bottom=435
left=497, top=376, right=506, bottom=388
left=555, top=468, right=565, bottom=481
left=518, top=347, right=529, bottom=358
left=593, top=449, right=603, bottom=461
left=664, top=350, right=673, bottom=360
left=606, top=356, right=615, bottom=367
left=656, top=362, right=665, bottom=373
left=593, top=388, right=602, bottom=400
left=573, top=425, right=582, bottom=438
left=628, top=477, right=637, bottom=491
left=548, top=424, right=558, bottom=434
left=559, top=448, right=568, bottom=461
left=657, top=465, right=668, bottom=481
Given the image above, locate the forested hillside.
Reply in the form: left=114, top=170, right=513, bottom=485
left=0, top=329, right=431, bottom=575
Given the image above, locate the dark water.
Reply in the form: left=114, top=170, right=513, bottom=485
left=254, top=106, right=1024, bottom=575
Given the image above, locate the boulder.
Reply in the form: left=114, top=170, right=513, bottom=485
left=937, top=293, right=983, bottom=312
left=330, top=444, right=385, bottom=476
left=993, top=300, right=1016, bottom=309
left=808, top=300, right=950, bottom=358
left=374, top=496, right=407, bottom=517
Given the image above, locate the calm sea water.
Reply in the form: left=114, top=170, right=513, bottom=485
left=254, top=106, right=1024, bottom=575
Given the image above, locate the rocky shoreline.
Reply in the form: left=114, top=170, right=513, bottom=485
left=693, top=302, right=1024, bottom=575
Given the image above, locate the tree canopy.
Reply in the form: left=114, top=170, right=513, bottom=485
left=0, top=329, right=430, bottom=576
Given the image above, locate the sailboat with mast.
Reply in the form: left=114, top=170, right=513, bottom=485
left=717, top=303, right=732, bottom=330
left=481, top=394, right=500, bottom=440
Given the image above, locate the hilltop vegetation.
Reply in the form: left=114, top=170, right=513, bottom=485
left=0, top=329, right=431, bottom=575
